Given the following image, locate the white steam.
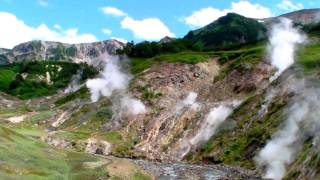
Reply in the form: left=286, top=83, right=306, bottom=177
left=175, top=92, right=201, bottom=114
left=177, top=100, right=241, bottom=159
left=86, top=56, right=130, bottom=102
left=255, top=18, right=316, bottom=180
left=190, top=101, right=241, bottom=145
left=268, top=18, right=306, bottom=81
left=65, top=70, right=83, bottom=93
left=120, top=96, right=146, bottom=116
left=86, top=55, right=146, bottom=119
left=256, top=77, right=320, bottom=180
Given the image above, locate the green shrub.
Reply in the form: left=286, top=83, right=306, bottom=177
left=0, top=61, right=98, bottom=99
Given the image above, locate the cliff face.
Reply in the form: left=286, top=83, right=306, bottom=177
left=2, top=40, right=124, bottom=66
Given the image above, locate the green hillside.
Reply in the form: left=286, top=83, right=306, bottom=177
left=184, top=13, right=267, bottom=50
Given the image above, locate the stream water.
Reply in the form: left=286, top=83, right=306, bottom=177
left=133, top=159, right=257, bottom=179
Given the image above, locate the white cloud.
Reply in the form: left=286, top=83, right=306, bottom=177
left=121, top=17, right=175, bottom=40
left=102, top=28, right=112, bottom=35
left=111, top=37, right=127, bottom=43
left=183, top=0, right=273, bottom=27
left=54, top=24, right=61, bottom=30
left=38, top=0, right=48, bottom=7
left=230, top=0, right=273, bottom=18
left=277, top=0, right=304, bottom=11
left=183, top=7, right=228, bottom=28
left=101, top=6, right=127, bottom=17
left=100, top=6, right=175, bottom=40
left=0, top=12, right=97, bottom=49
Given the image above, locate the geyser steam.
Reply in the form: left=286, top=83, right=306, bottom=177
left=256, top=77, right=320, bottom=180
left=65, top=70, right=83, bottom=93
left=120, top=95, right=146, bottom=116
left=86, top=55, right=146, bottom=117
left=190, top=101, right=240, bottom=145
left=268, top=18, right=306, bottom=81
left=177, top=100, right=240, bottom=159
left=175, top=92, right=200, bottom=115
left=86, top=56, right=130, bottom=102
left=255, top=18, right=310, bottom=180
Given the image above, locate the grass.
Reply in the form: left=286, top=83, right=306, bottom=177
left=27, top=111, right=53, bottom=124
left=54, top=87, right=89, bottom=107
left=0, top=126, right=152, bottom=179
left=187, top=93, right=288, bottom=169
left=297, top=43, right=320, bottom=72
left=152, top=52, right=215, bottom=64
left=0, top=69, right=16, bottom=91
left=52, top=131, right=91, bottom=141
left=136, top=85, right=162, bottom=103
left=130, top=57, right=153, bottom=75
left=130, top=51, right=217, bottom=75
left=0, top=126, right=109, bottom=179
left=214, top=46, right=265, bottom=81
left=102, top=131, right=138, bottom=157
left=44, top=130, right=137, bottom=158
left=0, top=64, right=21, bottom=91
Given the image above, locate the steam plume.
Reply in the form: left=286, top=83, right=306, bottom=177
left=86, top=56, right=130, bottom=102
left=268, top=18, right=306, bottom=81
left=256, top=76, right=320, bottom=180
left=120, top=95, right=146, bottom=116
left=255, top=18, right=313, bottom=180
left=190, top=101, right=241, bottom=145
left=65, top=70, right=83, bottom=93
left=175, top=92, right=200, bottom=115
left=177, top=100, right=240, bottom=159
left=86, top=55, right=146, bottom=119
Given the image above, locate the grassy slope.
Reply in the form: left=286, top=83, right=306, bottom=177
left=130, top=45, right=265, bottom=75
left=0, top=126, right=108, bottom=179
left=0, top=64, right=20, bottom=91
left=184, top=13, right=267, bottom=50
left=297, top=43, right=320, bottom=72
left=0, top=126, right=151, bottom=179
left=130, top=52, right=217, bottom=75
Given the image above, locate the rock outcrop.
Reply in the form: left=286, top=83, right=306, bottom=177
left=85, top=138, right=112, bottom=156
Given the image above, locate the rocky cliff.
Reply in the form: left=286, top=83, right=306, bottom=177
left=1, top=39, right=124, bottom=66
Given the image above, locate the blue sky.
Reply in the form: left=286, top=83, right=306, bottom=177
left=0, top=0, right=319, bottom=48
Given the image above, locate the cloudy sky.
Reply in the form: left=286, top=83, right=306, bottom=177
left=0, top=0, right=319, bottom=48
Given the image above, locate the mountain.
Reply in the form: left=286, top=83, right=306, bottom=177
left=1, top=40, right=124, bottom=66
left=159, top=36, right=176, bottom=44
left=263, top=8, right=320, bottom=25
left=184, top=13, right=267, bottom=50
left=0, top=48, right=9, bottom=54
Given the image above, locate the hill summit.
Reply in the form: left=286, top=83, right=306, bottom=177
left=184, top=13, right=267, bottom=50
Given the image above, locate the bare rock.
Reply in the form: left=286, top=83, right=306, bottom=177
left=85, top=138, right=112, bottom=156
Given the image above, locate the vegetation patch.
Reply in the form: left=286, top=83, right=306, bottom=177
left=0, top=61, right=97, bottom=99
left=55, top=87, right=89, bottom=106
left=187, top=94, right=288, bottom=169
left=27, top=111, right=53, bottom=124
left=297, top=43, right=320, bottom=72
left=0, top=126, right=111, bottom=179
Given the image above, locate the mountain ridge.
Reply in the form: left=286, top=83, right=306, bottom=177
left=1, top=39, right=124, bottom=66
